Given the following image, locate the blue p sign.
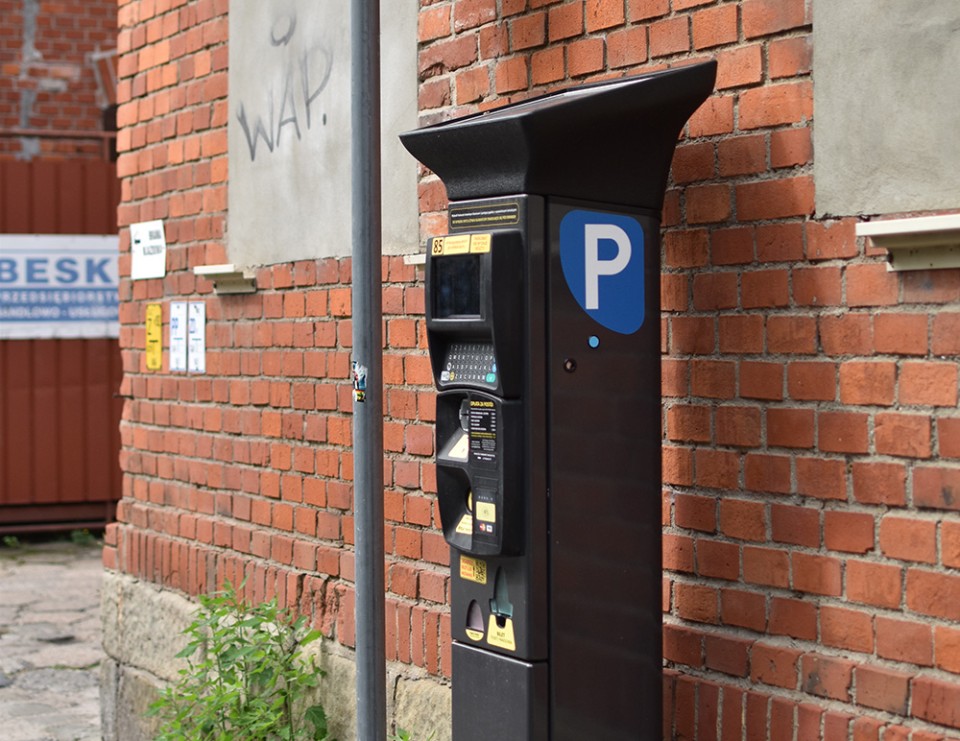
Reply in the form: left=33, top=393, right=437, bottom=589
left=559, top=210, right=646, bottom=334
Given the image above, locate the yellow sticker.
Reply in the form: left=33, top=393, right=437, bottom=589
left=487, top=616, right=516, bottom=651
left=449, top=433, right=469, bottom=460
left=465, top=628, right=484, bottom=642
left=442, top=234, right=471, bottom=255
left=455, top=514, right=473, bottom=535
left=460, top=555, right=488, bottom=585
left=430, top=237, right=444, bottom=255
left=145, top=303, right=163, bottom=371
left=476, top=502, right=496, bottom=523
left=470, top=234, right=492, bottom=253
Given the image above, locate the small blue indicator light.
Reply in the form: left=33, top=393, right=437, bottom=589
left=588, top=335, right=600, bottom=349
left=486, top=373, right=497, bottom=384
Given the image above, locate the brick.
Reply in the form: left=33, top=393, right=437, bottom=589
left=719, top=314, right=764, bottom=354
left=875, top=413, right=931, bottom=458
left=766, top=407, right=814, bottom=449
left=771, top=504, right=819, bottom=548
left=737, top=176, right=814, bottom=221
left=943, top=520, right=960, bottom=569
left=495, top=56, right=529, bottom=93
left=934, top=625, right=960, bottom=674
left=718, top=134, right=766, bottom=177
left=697, top=539, right=739, bottom=581
left=419, top=5, right=451, bottom=41
left=787, top=361, right=835, bottom=401
left=607, top=25, right=648, bottom=68
left=742, top=0, right=808, bottom=38
left=691, top=360, right=736, bottom=399
left=767, top=316, right=816, bottom=355
left=899, top=361, right=959, bottom=406
left=838, top=361, right=896, bottom=406
left=674, top=493, right=717, bottom=532
left=769, top=597, right=816, bottom=640
left=705, top=635, right=751, bottom=677
left=531, top=46, right=565, bottom=84
left=801, top=654, right=853, bottom=701
left=940, top=418, right=960, bottom=458
left=854, top=665, right=910, bottom=715
left=907, top=569, right=960, bottom=621
left=873, top=313, right=927, bottom=356
left=740, top=361, right=784, bottom=400
left=911, top=677, right=960, bottom=729
left=846, top=263, right=900, bottom=307
left=821, top=605, right=873, bottom=653
left=649, top=16, right=690, bottom=57
left=453, top=0, right=497, bottom=31
left=876, top=617, right=933, bottom=666
left=932, top=312, right=960, bottom=354
left=675, top=581, right=719, bottom=624
left=792, top=553, right=841, bottom=596
left=852, top=461, right=906, bottom=506
left=692, top=4, right=738, bottom=50
left=585, top=0, right=624, bottom=31
left=628, top=0, right=669, bottom=22
left=567, top=37, right=603, bottom=77
left=720, top=499, right=766, bottom=543
left=880, top=516, right=937, bottom=564
left=743, top=546, right=789, bottom=588
left=846, top=560, right=902, bottom=609
left=511, top=12, right=546, bottom=50
left=664, top=534, right=695, bottom=573
left=667, top=404, right=711, bottom=443
left=823, top=511, right=874, bottom=554
left=695, top=448, right=739, bottom=489
left=711, top=226, right=754, bottom=265
left=819, top=411, right=869, bottom=454
left=913, top=467, right=960, bottom=512
left=716, top=44, right=763, bottom=90
left=750, top=643, right=799, bottom=689
left=793, top=266, right=842, bottom=307
left=720, top=588, right=766, bottom=632
left=820, top=314, right=873, bottom=356
left=771, top=127, right=812, bottom=168
left=716, top=406, right=761, bottom=447
left=686, top=184, right=732, bottom=224
left=769, top=35, right=812, bottom=78
left=742, top=269, right=789, bottom=309
left=744, top=453, right=791, bottom=494
left=663, top=624, right=703, bottom=667
left=687, top=94, right=735, bottom=137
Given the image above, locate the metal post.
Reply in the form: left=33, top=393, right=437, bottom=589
left=351, top=1, right=386, bottom=740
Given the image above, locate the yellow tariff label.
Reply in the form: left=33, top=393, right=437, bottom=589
left=465, top=628, right=484, bottom=642
left=442, top=234, right=471, bottom=255
left=145, top=303, right=163, bottom=371
left=430, top=237, right=444, bottom=255
left=469, top=234, right=492, bottom=253
left=455, top=514, right=473, bottom=535
left=487, top=616, right=516, bottom=651
left=476, top=502, right=496, bottom=523
left=459, top=555, right=487, bottom=585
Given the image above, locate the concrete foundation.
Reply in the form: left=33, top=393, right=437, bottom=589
left=100, top=572, right=451, bottom=740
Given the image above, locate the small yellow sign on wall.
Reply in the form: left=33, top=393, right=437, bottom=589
left=145, top=303, right=162, bottom=371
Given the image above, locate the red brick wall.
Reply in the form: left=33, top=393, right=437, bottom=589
left=0, top=0, right=116, bottom=158
left=109, top=0, right=960, bottom=737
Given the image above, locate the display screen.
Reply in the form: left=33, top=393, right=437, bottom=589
left=434, top=255, right=481, bottom=318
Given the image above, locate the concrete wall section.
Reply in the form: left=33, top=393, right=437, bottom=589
left=814, top=0, right=960, bottom=216
left=100, top=574, right=451, bottom=741
left=227, top=0, right=419, bottom=263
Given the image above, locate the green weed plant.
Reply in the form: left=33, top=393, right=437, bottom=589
left=149, top=580, right=331, bottom=740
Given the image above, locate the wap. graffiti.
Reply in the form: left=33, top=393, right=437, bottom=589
left=235, top=11, right=334, bottom=161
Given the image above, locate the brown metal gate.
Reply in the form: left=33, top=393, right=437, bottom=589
left=0, top=158, right=122, bottom=532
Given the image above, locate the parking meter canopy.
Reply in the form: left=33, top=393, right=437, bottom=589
left=400, top=61, right=717, bottom=210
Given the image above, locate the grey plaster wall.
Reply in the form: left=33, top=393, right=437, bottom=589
left=227, top=0, right=419, bottom=263
left=100, top=573, right=451, bottom=740
left=814, top=0, right=960, bottom=216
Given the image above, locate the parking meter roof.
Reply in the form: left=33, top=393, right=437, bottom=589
left=400, top=60, right=716, bottom=211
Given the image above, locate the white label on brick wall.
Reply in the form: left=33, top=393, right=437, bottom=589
left=187, top=302, right=206, bottom=374
left=170, top=301, right=188, bottom=372
left=130, top=220, right=166, bottom=280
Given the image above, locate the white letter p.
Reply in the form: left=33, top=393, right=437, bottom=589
left=584, top=224, right=632, bottom=310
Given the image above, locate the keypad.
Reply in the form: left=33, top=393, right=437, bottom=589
left=440, top=342, right=498, bottom=386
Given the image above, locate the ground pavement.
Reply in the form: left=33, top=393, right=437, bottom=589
left=0, top=539, right=104, bottom=741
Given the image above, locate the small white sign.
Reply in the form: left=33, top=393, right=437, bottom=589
left=169, top=301, right=188, bottom=372
left=130, top=220, right=167, bottom=280
left=187, top=302, right=206, bottom=374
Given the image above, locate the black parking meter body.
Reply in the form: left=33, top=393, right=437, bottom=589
left=401, top=62, right=716, bottom=741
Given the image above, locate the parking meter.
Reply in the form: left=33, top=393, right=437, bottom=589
left=401, top=61, right=716, bottom=741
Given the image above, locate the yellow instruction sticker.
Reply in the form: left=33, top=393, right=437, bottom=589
left=460, top=555, right=488, bottom=585
left=470, top=234, right=492, bottom=253
left=465, top=628, right=484, bottom=642
left=455, top=514, right=473, bottom=536
left=442, top=234, right=471, bottom=255
left=476, top=502, right=496, bottom=523
left=145, top=303, right=163, bottom=371
left=487, top=616, right=516, bottom=651
left=430, top=237, right=444, bottom=255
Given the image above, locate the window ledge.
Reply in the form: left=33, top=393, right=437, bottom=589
left=857, top=214, right=960, bottom=271
left=193, top=264, right=257, bottom=294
